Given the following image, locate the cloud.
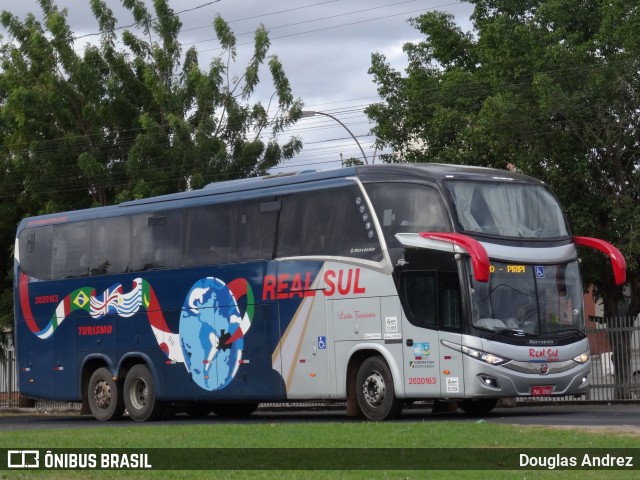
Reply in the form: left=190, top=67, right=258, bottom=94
left=2, top=0, right=475, bottom=170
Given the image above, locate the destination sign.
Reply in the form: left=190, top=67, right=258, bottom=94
left=489, top=264, right=527, bottom=274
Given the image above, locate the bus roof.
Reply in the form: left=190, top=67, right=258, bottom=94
left=18, top=163, right=544, bottom=228
left=121, top=163, right=542, bottom=205
left=354, top=163, right=543, bottom=184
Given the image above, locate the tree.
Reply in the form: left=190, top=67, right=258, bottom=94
left=366, top=0, right=640, bottom=397
left=367, top=0, right=639, bottom=312
left=0, top=0, right=303, bottom=328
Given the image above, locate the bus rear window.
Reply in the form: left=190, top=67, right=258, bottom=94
left=19, top=225, right=53, bottom=280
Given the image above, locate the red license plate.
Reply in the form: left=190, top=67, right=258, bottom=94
left=531, top=385, right=553, bottom=396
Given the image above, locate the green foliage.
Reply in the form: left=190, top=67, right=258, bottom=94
left=366, top=0, right=640, bottom=315
left=0, top=419, right=639, bottom=479
left=0, top=0, right=303, bottom=329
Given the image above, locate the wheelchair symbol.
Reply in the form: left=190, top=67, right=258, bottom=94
left=318, top=336, right=327, bottom=349
left=535, top=266, right=545, bottom=278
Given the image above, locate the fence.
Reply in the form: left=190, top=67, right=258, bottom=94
left=0, top=347, right=18, bottom=408
left=0, top=333, right=81, bottom=411
left=2, top=318, right=640, bottom=410
left=583, top=317, right=640, bottom=402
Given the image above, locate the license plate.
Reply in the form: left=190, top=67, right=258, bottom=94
left=531, top=385, right=553, bottom=396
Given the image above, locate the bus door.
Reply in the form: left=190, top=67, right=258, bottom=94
left=399, top=267, right=464, bottom=399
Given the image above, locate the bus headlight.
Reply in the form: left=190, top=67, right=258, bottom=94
left=463, top=346, right=509, bottom=365
left=441, top=340, right=510, bottom=366
left=573, top=352, right=590, bottom=364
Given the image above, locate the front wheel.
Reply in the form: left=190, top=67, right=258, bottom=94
left=355, top=356, right=403, bottom=421
left=87, top=367, right=125, bottom=421
left=457, top=398, right=499, bottom=415
left=123, top=364, right=165, bottom=422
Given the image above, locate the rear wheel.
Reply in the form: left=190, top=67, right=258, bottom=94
left=457, top=398, right=499, bottom=415
left=355, top=356, right=403, bottom=421
left=87, top=367, right=124, bottom=421
left=123, top=364, right=165, bottom=422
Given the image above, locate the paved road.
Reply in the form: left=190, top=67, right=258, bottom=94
left=1, top=403, right=639, bottom=431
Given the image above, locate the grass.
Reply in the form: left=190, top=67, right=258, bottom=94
left=1, top=414, right=639, bottom=479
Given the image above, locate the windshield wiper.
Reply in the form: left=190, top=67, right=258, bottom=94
left=493, top=329, right=539, bottom=338
left=547, top=328, right=584, bottom=337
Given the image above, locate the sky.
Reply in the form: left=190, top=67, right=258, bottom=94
left=2, top=0, right=475, bottom=172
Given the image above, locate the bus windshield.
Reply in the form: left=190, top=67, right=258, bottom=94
left=445, top=181, right=569, bottom=238
left=470, top=260, right=584, bottom=336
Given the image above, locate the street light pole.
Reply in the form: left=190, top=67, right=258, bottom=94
left=300, top=110, right=369, bottom=165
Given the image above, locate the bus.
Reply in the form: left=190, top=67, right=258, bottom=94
left=14, top=164, right=626, bottom=421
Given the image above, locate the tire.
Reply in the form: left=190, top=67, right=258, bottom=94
left=211, top=402, right=259, bottom=418
left=87, top=367, right=125, bottom=421
left=355, top=356, right=403, bottom=421
left=457, top=398, right=499, bottom=415
left=123, top=364, right=165, bottom=422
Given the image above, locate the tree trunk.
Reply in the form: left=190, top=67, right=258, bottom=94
left=625, top=271, right=640, bottom=318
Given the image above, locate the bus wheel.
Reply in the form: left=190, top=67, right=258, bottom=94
left=211, top=403, right=259, bottom=418
left=123, top=364, right=164, bottom=422
left=457, top=398, right=498, bottom=415
left=356, top=356, right=403, bottom=421
left=87, top=367, right=124, bottom=421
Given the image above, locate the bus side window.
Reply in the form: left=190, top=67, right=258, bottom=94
left=90, top=217, right=131, bottom=275
left=277, top=186, right=381, bottom=260
left=277, top=194, right=304, bottom=257
left=51, top=222, right=90, bottom=279
left=438, top=272, right=462, bottom=330
left=400, top=271, right=438, bottom=329
left=184, top=204, right=239, bottom=266
left=130, top=212, right=182, bottom=271
left=365, top=182, right=451, bottom=252
left=317, top=187, right=381, bottom=260
left=400, top=271, right=462, bottom=330
left=237, top=199, right=277, bottom=261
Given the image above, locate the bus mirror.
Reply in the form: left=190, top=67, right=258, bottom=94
left=573, top=236, right=626, bottom=286
left=419, top=232, right=490, bottom=283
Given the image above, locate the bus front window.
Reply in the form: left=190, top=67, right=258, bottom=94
left=470, top=260, right=584, bottom=336
left=445, top=181, right=570, bottom=239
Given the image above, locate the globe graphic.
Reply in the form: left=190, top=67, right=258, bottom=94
left=179, top=277, right=244, bottom=391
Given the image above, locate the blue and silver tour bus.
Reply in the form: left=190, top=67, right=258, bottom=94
left=14, top=164, right=626, bottom=421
